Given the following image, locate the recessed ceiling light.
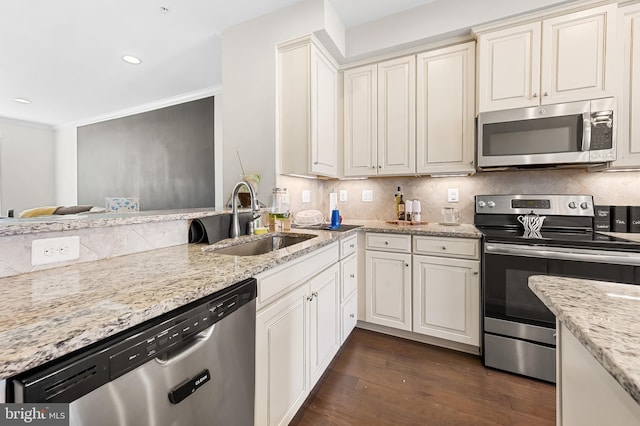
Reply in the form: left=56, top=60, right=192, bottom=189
left=122, top=55, right=142, bottom=65
left=14, top=98, right=31, bottom=104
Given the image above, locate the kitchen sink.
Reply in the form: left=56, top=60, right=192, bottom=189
left=209, top=234, right=317, bottom=256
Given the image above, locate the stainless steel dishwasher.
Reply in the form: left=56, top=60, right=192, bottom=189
left=8, top=278, right=256, bottom=426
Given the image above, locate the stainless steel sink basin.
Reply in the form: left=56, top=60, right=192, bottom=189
left=210, top=234, right=316, bottom=256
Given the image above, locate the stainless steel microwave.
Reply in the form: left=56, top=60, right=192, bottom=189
left=477, top=98, right=615, bottom=169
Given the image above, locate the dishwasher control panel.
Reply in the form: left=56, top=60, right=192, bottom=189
left=109, top=293, right=241, bottom=379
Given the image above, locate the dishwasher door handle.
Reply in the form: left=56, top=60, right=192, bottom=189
left=157, top=324, right=216, bottom=366
left=168, top=369, right=211, bottom=404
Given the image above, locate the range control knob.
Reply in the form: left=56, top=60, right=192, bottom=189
left=487, top=201, right=496, bottom=208
left=478, top=201, right=487, bottom=208
left=580, top=202, right=589, bottom=209
left=568, top=202, right=577, bottom=209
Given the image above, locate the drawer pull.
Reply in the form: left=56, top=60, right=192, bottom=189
left=473, top=271, right=479, bottom=275
left=385, top=241, right=389, bottom=245
left=350, top=274, right=355, bottom=278
left=307, top=292, right=319, bottom=302
left=441, top=246, right=447, bottom=250
left=349, top=314, right=355, bottom=318
left=349, top=244, right=355, bottom=248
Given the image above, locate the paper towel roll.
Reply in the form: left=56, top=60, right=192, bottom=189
left=329, top=192, right=338, bottom=218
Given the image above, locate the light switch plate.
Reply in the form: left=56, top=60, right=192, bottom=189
left=302, top=190, right=311, bottom=203
left=447, top=188, right=459, bottom=203
left=362, top=189, right=373, bottom=202
left=339, top=190, right=348, bottom=202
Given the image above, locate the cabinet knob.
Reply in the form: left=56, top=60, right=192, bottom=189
left=313, top=291, right=318, bottom=298
left=543, top=92, right=549, bottom=97
left=405, top=263, right=409, bottom=267
left=384, top=241, right=389, bottom=245
left=350, top=244, right=355, bottom=248
left=350, top=274, right=355, bottom=278
left=349, top=314, right=355, bottom=318
left=378, top=165, right=382, bottom=168
left=533, top=93, right=538, bottom=98
left=473, top=271, right=479, bottom=275
left=441, top=246, right=447, bottom=250
left=314, top=161, right=319, bottom=165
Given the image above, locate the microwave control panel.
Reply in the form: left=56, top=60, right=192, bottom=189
left=590, top=110, right=613, bottom=150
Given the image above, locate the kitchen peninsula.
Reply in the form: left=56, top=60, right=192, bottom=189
left=0, top=214, right=480, bottom=381
left=530, top=276, right=640, bottom=425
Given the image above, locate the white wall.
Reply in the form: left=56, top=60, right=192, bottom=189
left=0, top=118, right=55, bottom=215
left=221, top=0, right=344, bottom=206
left=54, top=127, right=77, bottom=206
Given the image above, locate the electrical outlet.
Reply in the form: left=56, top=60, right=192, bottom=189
left=447, top=188, right=460, bottom=203
left=362, top=189, right=373, bottom=202
left=339, top=190, right=348, bottom=202
left=302, top=190, right=311, bottom=203
left=31, top=236, right=80, bottom=266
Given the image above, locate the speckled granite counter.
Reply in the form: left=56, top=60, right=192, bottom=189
left=348, top=219, right=482, bottom=239
left=529, top=276, right=640, bottom=406
left=0, top=221, right=480, bottom=380
left=0, top=208, right=224, bottom=237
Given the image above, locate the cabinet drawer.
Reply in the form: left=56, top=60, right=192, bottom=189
left=256, top=242, right=339, bottom=309
left=413, top=236, right=479, bottom=260
left=341, top=293, right=358, bottom=343
left=340, top=234, right=357, bottom=258
left=365, top=233, right=411, bottom=253
left=341, top=254, right=357, bottom=301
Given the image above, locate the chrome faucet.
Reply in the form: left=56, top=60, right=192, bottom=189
left=230, top=180, right=261, bottom=238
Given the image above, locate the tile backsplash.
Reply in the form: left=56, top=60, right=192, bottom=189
left=280, top=169, right=640, bottom=225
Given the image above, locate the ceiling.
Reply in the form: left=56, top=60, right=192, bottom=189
left=1, top=0, right=568, bottom=127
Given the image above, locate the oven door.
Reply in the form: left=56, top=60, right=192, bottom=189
left=483, top=242, right=639, bottom=336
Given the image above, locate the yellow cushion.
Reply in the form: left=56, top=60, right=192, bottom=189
left=18, top=206, right=59, bottom=218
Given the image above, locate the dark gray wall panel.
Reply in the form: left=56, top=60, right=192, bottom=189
left=77, top=97, right=214, bottom=210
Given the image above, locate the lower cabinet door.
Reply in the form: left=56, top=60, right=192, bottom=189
left=412, top=255, right=480, bottom=346
left=308, top=264, right=341, bottom=389
left=255, top=284, right=308, bottom=426
left=341, top=293, right=358, bottom=343
left=365, top=250, right=412, bottom=331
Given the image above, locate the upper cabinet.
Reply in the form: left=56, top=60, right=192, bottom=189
left=477, top=4, right=616, bottom=113
left=344, top=43, right=474, bottom=177
left=416, top=42, right=476, bottom=175
left=343, top=55, right=415, bottom=177
left=613, top=3, right=640, bottom=169
left=278, top=36, right=339, bottom=178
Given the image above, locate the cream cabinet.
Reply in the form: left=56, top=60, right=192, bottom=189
left=365, top=233, right=412, bottom=331
left=477, top=4, right=615, bottom=112
left=255, top=243, right=340, bottom=426
left=343, top=64, right=377, bottom=176
left=613, top=4, right=640, bottom=169
left=278, top=35, right=338, bottom=177
left=412, top=255, right=480, bottom=346
left=340, top=234, right=358, bottom=343
left=416, top=41, right=476, bottom=175
left=343, top=55, right=415, bottom=177
left=412, top=236, right=480, bottom=346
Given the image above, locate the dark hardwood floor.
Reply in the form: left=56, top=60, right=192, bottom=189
left=290, top=328, right=555, bottom=426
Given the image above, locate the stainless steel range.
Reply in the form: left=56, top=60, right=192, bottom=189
left=474, top=194, right=640, bottom=383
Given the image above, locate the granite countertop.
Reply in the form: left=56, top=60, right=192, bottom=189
left=529, top=276, right=640, bottom=406
left=0, top=221, right=480, bottom=380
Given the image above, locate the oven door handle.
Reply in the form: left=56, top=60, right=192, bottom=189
left=484, top=242, right=640, bottom=266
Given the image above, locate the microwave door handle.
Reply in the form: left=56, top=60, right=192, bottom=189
left=582, top=112, right=591, bottom=151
